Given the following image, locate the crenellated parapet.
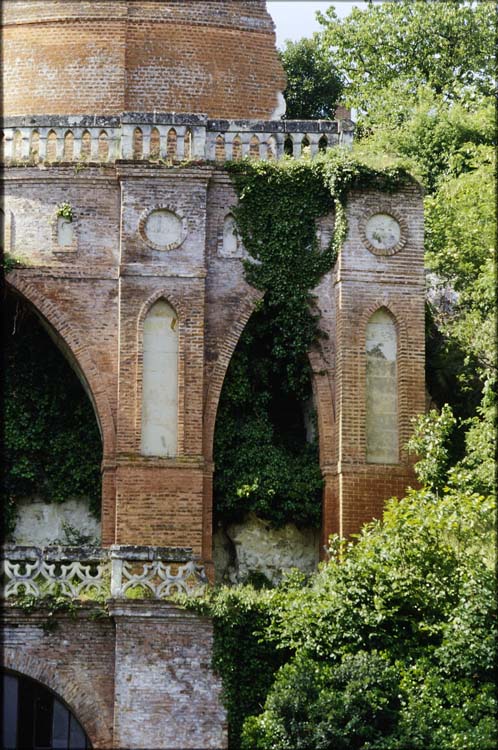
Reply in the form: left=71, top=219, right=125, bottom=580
left=1, top=113, right=354, bottom=165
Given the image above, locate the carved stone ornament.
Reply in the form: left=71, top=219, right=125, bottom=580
left=359, top=208, right=407, bottom=256
left=139, top=207, right=187, bottom=251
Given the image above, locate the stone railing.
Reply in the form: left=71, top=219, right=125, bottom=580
left=0, top=545, right=207, bottom=600
left=0, top=113, right=354, bottom=165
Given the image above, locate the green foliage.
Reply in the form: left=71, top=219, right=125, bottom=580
left=241, top=651, right=402, bottom=750
left=180, top=585, right=287, bottom=749
left=56, top=201, right=73, bottom=221
left=14, top=586, right=80, bottom=633
left=278, top=35, right=343, bottom=119
left=2, top=253, right=23, bottom=273
left=202, top=406, right=497, bottom=748
left=318, top=1, right=495, bottom=112
left=214, top=154, right=413, bottom=527
left=239, top=434, right=496, bottom=749
left=3, top=295, right=102, bottom=534
left=407, top=405, right=456, bottom=493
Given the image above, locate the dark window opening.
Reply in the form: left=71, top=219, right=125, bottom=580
left=2, top=672, right=91, bottom=750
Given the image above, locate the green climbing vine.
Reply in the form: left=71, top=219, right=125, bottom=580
left=213, top=151, right=413, bottom=527
left=3, top=294, right=102, bottom=535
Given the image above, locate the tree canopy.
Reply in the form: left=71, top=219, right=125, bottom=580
left=278, top=35, right=343, bottom=119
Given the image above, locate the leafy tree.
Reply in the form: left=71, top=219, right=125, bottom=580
left=279, top=35, right=343, bottom=119
left=318, top=0, right=495, bottom=115
left=238, top=408, right=496, bottom=749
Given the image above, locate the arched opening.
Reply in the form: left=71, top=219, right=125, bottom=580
left=2, top=670, right=92, bottom=749
left=215, top=134, right=226, bottom=163
left=80, top=130, right=91, bottom=160
left=301, top=135, right=311, bottom=156
left=365, top=307, right=399, bottom=464
left=318, top=134, right=328, bottom=152
left=266, top=135, right=277, bottom=161
left=150, top=127, right=160, bottom=159
left=132, top=127, right=143, bottom=160
left=284, top=134, right=293, bottom=157
left=30, top=131, right=40, bottom=162
left=13, top=130, right=23, bottom=161
left=97, top=130, right=109, bottom=162
left=184, top=129, right=192, bottom=160
left=46, top=131, right=57, bottom=162
left=3, top=291, right=102, bottom=545
left=231, top=135, right=242, bottom=161
left=249, top=135, right=260, bottom=160
left=63, top=131, right=74, bottom=161
left=212, top=301, right=322, bottom=581
left=167, top=128, right=177, bottom=161
left=141, top=300, right=179, bottom=458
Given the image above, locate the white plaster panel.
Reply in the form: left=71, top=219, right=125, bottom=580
left=141, top=300, right=178, bottom=457
left=366, top=309, right=398, bottom=463
left=11, top=497, right=100, bottom=546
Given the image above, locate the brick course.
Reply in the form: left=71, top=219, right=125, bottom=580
left=2, top=0, right=286, bottom=119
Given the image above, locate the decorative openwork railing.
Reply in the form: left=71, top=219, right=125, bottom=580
left=1, top=545, right=207, bottom=600
left=1, top=112, right=354, bottom=165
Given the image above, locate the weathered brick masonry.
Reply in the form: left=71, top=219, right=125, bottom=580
left=1, top=1, right=425, bottom=746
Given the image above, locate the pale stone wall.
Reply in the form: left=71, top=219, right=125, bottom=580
left=213, top=513, right=320, bottom=584
left=10, top=497, right=100, bottom=546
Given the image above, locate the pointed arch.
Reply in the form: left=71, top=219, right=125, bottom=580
left=215, top=134, right=226, bottom=162
left=63, top=130, right=74, bottom=161
left=98, top=130, right=109, bottom=161
left=5, top=273, right=116, bottom=460
left=284, top=134, right=293, bottom=156
left=267, top=135, right=277, bottom=161
left=249, top=134, right=260, bottom=160
left=231, top=134, right=242, bottom=161
left=132, top=127, right=143, bottom=159
left=13, top=130, right=23, bottom=160
left=30, top=130, right=40, bottom=162
left=167, top=128, right=177, bottom=160
left=203, top=288, right=263, bottom=463
left=150, top=126, right=160, bottom=159
left=81, top=129, right=91, bottom=160
left=184, top=128, right=192, bottom=160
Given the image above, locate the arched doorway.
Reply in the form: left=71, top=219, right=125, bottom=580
left=2, top=671, right=91, bottom=749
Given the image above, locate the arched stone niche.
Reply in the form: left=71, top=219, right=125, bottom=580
left=141, top=300, right=179, bottom=457
left=365, top=308, right=399, bottom=464
left=219, top=213, right=243, bottom=258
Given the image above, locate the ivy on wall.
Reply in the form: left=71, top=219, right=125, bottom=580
left=3, top=294, right=102, bottom=534
left=214, top=152, right=413, bottom=528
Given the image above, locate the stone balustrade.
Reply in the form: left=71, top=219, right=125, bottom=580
left=1, top=544, right=207, bottom=600
left=0, top=113, right=354, bottom=165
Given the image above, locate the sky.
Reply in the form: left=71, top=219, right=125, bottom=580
left=267, top=1, right=366, bottom=47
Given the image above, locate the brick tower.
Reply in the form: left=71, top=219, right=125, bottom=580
left=1, top=2, right=425, bottom=747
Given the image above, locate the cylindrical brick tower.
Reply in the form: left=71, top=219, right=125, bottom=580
left=2, top=0, right=287, bottom=118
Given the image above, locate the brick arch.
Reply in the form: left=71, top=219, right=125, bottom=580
left=203, top=288, right=263, bottom=463
left=6, top=273, right=116, bottom=460
left=3, top=652, right=112, bottom=749
left=358, top=299, right=411, bottom=461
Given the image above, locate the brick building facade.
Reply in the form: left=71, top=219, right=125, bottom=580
left=1, top=2, right=425, bottom=747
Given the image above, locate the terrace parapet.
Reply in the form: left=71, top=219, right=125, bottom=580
left=0, top=113, right=354, bottom=165
left=0, top=545, right=207, bottom=600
